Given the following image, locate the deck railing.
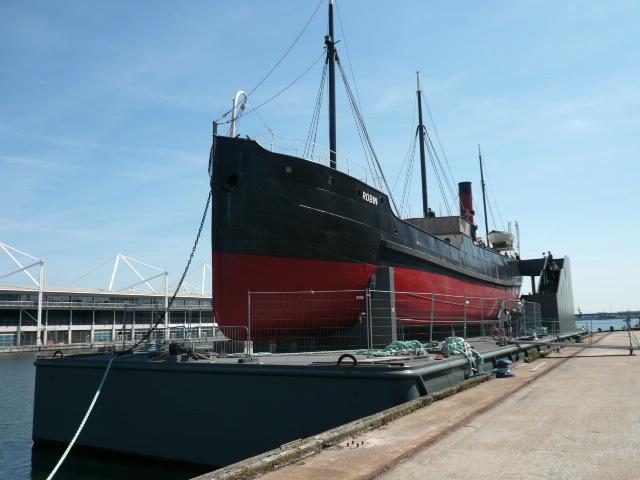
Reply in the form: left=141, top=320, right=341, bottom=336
left=253, top=132, right=382, bottom=187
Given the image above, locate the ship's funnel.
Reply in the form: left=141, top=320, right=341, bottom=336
left=458, top=181, right=475, bottom=226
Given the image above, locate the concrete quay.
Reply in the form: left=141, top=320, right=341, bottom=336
left=247, top=332, right=639, bottom=480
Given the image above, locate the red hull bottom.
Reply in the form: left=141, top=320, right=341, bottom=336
left=213, top=252, right=519, bottom=335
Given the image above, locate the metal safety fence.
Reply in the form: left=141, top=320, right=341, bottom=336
left=247, top=290, right=367, bottom=353
left=241, top=289, right=546, bottom=356
left=191, top=326, right=250, bottom=356
left=573, top=316, right=640, bottom=346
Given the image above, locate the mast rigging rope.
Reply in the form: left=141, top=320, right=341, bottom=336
left=227, top=51, right=326, bottom=124
left=427, top=135, right=452, bottom=216
left=423, top=97, right=459, bottom=208
left=400, top=133, right=418, bottom=217
left=214, top=0, right=324, bottom=123
left=391, top=95, right=418, bottom=195
left=338, top=60, right=399, bottom=214
left=334, top=0, right=364, bottom=115
left=484, top=158, right=505, bottom=230
left=425, top=130, right=456, bottom=213
left=248, top=0, right=324, bottom=97
left=304, top=61, right=328, bottom=160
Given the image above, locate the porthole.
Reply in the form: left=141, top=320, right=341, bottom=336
left=223, top=173, right=240, bottom=191
left=285, top=166, right=292, bottom=174
left=328, top=176, right=335, bottom=186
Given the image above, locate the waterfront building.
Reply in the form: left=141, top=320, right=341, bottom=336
left=0, top=285, right=213, bottom=347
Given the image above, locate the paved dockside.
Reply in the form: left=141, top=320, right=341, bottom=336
left=251, top=332, right=639, bottom=480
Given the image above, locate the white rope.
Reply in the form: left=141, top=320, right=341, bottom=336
left=46, top=356, right=117, bottom=480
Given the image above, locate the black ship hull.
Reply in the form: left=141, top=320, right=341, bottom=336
left=211, top=136, right=521, bottom=335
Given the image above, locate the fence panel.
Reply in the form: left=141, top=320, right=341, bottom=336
left=379, top=291, right=506, bottom=344
left=248, top=290, right=368, bottom=354
left=244, top=289, right=545, bottom=355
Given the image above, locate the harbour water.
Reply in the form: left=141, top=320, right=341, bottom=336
left=575, top=317, right=638, bottom=332
left=0, top=353, right=35, bottom=479
left=0, top=353, right=209, bottom=480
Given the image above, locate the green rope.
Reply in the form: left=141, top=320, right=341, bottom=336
left=357, top=340, right=425, bottom=357
left=445, top=337, right=484, bottom=378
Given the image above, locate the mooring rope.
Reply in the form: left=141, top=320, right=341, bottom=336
left=46, top=356, right=117, bottom=480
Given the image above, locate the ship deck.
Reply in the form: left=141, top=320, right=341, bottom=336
left=44, top=332, right=583, bottom=369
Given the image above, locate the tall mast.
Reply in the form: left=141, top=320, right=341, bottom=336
left=416, top=72, right=428, bottom=218
left=478, top=145, right=490, bottom=240
left=325, top=0, right=337, bottom=169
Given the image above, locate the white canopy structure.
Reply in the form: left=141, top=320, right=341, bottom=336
left=0, top=242, right=45, bottom=345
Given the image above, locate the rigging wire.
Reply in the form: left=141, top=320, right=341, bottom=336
left=248, top=0, right=324, bottom=97
left=423, top=97, right=460, bottom=208
left=425, top=131, right=458, bottom=210
left=399, top=132, right=418, bottom=217
left=487, top=197, right=497, bottom=230
left=426, top=135, right=452, bottom=215
left=394, top=98, right=420, bottom=217
left=392, top=128, right=417, bottom=195
left=405, top=148, right=417, bottom=217
left=338, top=60, right=398, bottom=213
left=482, top=157, right=505, bottom=230
left=226, top=50, right=326, bottom=123
left=334, top=0, right=363, bottom=113
left=345, top=97, right=382, bottom=189
left=338, top=61, right=383, bottom=190
left=342, top=86, right=380, bottom=189
left=336, top=0, right=393, bottom=193
left=254, top=109, right=273, bottom=133
left=303, top=61, right=328, bottom=159
left=410, top=81, right=458, bottom=218
left=334, top=0, right=385, bottom=190
left=391, top=95, right=418, bottom=194
left=214, top=0, right=324, bottom=123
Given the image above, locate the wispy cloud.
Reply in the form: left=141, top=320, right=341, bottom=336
left=368, top=88, right=414, bottom=113
left=44, top=136, right=102, bottom=150
left=0, top=154, right=79, bottom=171
left=564, top=118, right=592, bottom=130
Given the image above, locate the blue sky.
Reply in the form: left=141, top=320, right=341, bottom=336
left=1, top=0, right=638, bottom=311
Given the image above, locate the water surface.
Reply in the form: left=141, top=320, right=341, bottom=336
left=0, top=353, right=209, bottom=480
